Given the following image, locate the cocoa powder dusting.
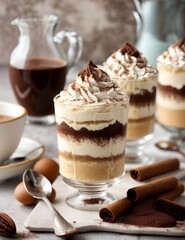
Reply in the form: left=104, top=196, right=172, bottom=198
left=117, top=199, right=176, bottom=228
left=14, top=230, right=38, bottom=239
left=84, top=198, right=104, bottom=205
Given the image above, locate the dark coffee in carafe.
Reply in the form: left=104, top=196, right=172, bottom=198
left=9, top=58, right=67, bottom=117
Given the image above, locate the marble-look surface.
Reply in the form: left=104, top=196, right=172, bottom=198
left=0, top=0, right=136, bottom=65
left=1, top=66, right=185, bottom=239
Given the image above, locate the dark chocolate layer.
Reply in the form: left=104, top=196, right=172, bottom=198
left=57, top=121, right=127, bottom=143
left=158, top=83, right=185, bottom=99
left=130, top=87, right=156, bottom=106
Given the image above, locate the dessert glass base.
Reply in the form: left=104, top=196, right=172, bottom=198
left=62, top=175, right=124, bottom=211
left=159, top=124, right=185, bottom=145
left=125, top=134, right=154, bottom=164
left=27, top=114, right=55, bottom=125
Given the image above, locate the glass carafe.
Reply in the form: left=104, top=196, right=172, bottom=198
left=135, top=0, right=185, bottom=66
left=9, top=15, right=83, bottom=125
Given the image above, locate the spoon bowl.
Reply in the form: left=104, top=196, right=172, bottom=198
left=23, top=169, right=78, bottom=237
left=155, top=141, right=185, bottom=158
left=2, top=146, right=44, bottom=166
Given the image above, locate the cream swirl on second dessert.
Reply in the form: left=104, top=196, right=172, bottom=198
left=102, top=42, right=158, bottom=82
left=60, top=60, right=126, bottom=105
left=158, top=38, right=185, bottom=70
left=157, top=38, right=185, bottom=90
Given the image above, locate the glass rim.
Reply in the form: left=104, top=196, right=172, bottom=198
left=11, top=14, right=58, bottom=25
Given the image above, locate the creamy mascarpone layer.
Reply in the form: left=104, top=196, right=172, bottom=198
left=113, top=77, right=156, bottom=94
left=129, top=104, right=155, bottom=119
left=55, top=99, right=128, bottom=131
left=157, top=64, right=185, bottom=89
left=157, top=92, right=185, bottom=110
left=57, top=136, right=126, bottom=158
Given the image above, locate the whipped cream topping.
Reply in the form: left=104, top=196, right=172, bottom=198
left=157, top=38, right=185, bottom=69
left=102, top=42, right=158, bottom=81
left=59, top=60, right=128, bottom=105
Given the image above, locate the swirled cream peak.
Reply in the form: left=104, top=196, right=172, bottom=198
left=157, top=38, right=185, bottom=69
left=102, top=41, right=158, bottom=80
left=60, top=60, right=127, bottom=104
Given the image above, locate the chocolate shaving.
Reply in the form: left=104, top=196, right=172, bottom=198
left=79, top=60, right=108, bottom=81
left=78, top=60, right=97, bottom=78
left=120, top=42, right=141, bottom=58
left=86, top=60, right=97, bottom=77
left=173, top=37, right=185, bottom=50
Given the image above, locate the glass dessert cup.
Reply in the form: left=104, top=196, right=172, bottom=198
left=156, top=63, right=185, bottom=145
left=54, top=95, right=129, bottom=211
left=158, top=123, right=185, bottom=145
left=63, top=175, right=124, bottom=211
left=111, top=77, right=157, bottom=165
left=125, top=134, right=154, bottom=164
left=125, top=114, right=155, bottom=164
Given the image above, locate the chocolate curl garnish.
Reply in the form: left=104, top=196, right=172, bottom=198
left=77, top=61, right=97, bottom=79
left=86, top=60, right=98, bottom=77
left=78, top=69, right=86, bottom=80
left=87, top=60, right=109, bottom=80
left=120, top=41, right=141, bottom=58
left=78, top=60, right=101, bottom=78
left=173, top=37, right=185, bottom=49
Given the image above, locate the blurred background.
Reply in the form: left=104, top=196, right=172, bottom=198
left=0, top=0, right=185, bottom=67
left=0, top=0, right=136, bottom=66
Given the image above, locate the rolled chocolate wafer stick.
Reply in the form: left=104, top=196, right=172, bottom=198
left=127, top=176, right=178, bottom=202
left=129, top=158, right=180, bottom=181
left=99, top=197, right=133, bottom=222
left=158, top=182, right=184, bottom=200
left=156, top=197, right=185, bottom=221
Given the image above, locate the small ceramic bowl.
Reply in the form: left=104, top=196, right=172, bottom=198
left=0, top=101, right=27, bottom=164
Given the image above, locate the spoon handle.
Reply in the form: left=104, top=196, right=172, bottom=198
left=178, top=150, right=185, bottom=158
left=42, top=197, right=77, bottom=237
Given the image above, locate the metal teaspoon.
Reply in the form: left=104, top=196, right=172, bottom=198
left=23, top=169, right=78, bottom=237
left=155, top=140, right=185, bottom=158
left=1, top=146, right=44, bottom=165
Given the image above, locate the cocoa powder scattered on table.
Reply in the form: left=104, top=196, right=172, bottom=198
left=117, top=199, right=176, bottom=228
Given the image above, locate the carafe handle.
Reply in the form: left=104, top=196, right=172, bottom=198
left=176, top=2, right=185, bottom=38
left=133, top=0, right=143, bottom=42
left=54, top=29, right=83, bottom=68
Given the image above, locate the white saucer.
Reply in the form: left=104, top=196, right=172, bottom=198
left=0, top=137, right=45, bottom=182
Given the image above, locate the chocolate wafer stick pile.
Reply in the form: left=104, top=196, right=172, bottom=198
left=99, top=158, right=185, bottom=227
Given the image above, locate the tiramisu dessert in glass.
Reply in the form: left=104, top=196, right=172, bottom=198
left=156, top=38, right=185, bottom=141
left=102, top=42, right=158, bottom=163
left=54, top=61, right=129, bottom=210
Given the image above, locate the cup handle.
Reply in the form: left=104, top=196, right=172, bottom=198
left=54, top=29, right=83, bottom=68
